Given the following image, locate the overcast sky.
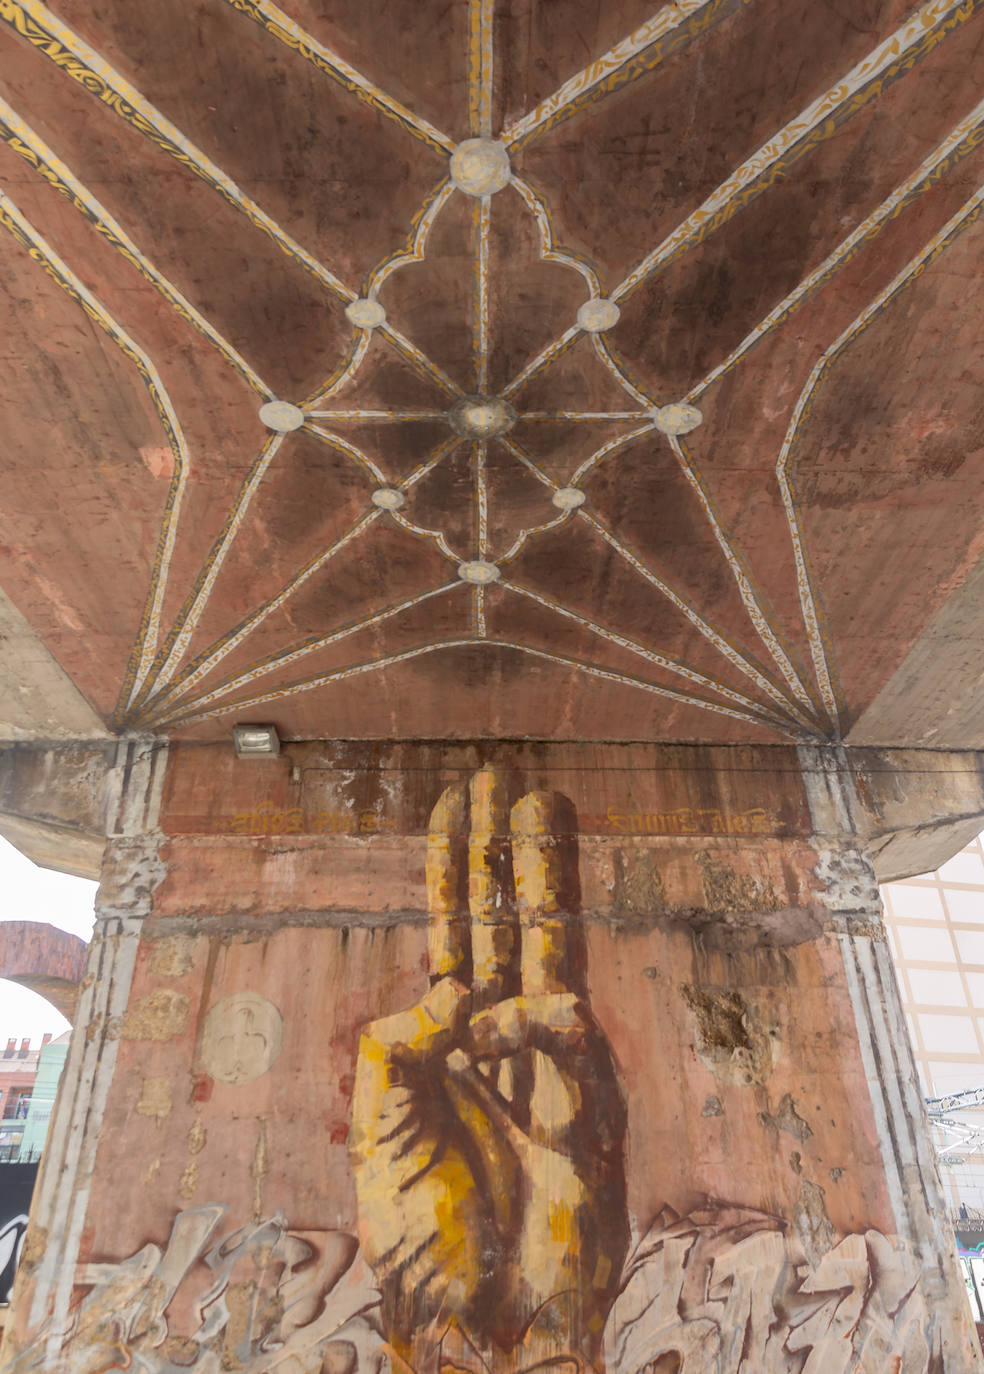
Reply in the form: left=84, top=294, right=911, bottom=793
left=0, top=834, right=96, bottom=1046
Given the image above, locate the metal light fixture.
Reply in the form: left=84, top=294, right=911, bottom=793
left=232, top=724, right=280, bottom=758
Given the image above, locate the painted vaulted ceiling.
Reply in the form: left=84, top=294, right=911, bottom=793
left=0, top=0, right=983, bottom=744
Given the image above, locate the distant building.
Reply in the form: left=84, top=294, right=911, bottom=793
left=0, top=1037, right=49, bottom=1164
left=882, top=833, right=984, bottom=1325
left=18, top=1033, right=70, bottom=1161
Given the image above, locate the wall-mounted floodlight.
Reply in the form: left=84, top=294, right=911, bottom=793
left=232, top=724, right=280, bottom=758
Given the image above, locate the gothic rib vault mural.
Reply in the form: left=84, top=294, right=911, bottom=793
left=5, top=767, right=949, bottom=1372
left=0, top=0, right=983, bottom=741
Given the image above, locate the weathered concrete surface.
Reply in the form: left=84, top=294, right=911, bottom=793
left=0, top=744, right=112, bottom=879
left=848, top=546, right=984, bottom=750
left=0, top=922, right=88, bottom=1022
left=2, top=739, right=983, bottom=885
left=0, top=587, right=109, bottom=744
left=807, top=747, right=984, bottom=881
left=2, top=740, right=979, bottom=1371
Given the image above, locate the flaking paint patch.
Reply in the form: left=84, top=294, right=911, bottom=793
left=694, top=850, right=782, bottom=913
left=164, top=1336, right=200, bottom=1364
left=813, top=846, right=880, bottom=916
left=611, top=848, right=665, bottom=914
left=98, top=836, right=168, bottom=918
left=20, top=1225, right=47, bottom=1267
left=681, top=983, right=781, bottom=1086
left=122, top=988, right=189, bottom=1041
left=149, top=933, right=197, bottom=977
left=251, top=1118, right=268, bottom=1220
left=792, top=1178, right=837, bottom=1268
left=178, top=1160, right=199, bottom=1200
left=758, top=1092, right=813, bottom=1141
left=188, top=1118, right=206, bottom=1155
left=135, top=1075, right=173, bottom=1126
left=144, top=1158, right=161, bottom=1184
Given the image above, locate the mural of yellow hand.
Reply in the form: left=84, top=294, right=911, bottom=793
left=349, top=767, right=628, bottom=1373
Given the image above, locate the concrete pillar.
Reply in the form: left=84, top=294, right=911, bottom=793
left=1, top=741, right=981, bottom=1372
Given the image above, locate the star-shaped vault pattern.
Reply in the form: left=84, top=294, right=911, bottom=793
left=2, top=0, right=984, bottom=742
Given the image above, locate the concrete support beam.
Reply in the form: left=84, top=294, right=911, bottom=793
left=0, top=743, right=114, bottom=879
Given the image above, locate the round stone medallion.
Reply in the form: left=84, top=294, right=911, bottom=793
left=450, top=138, right=512, bottom=196
left=371, top=487, right=405, bottom=511
left=345, top=297, right=387, bottom=329
left=447, top=394, right=517, bottom=439
left=652, top=402, right=703, bottom=436
left=458, top=560, right=501, bottom=584
left=576, top=298, right=621, bottom=333
left=258, top=400, right=305, bottom=433
left=552, top=486, right=586, bottom=510
left=200, top=993, right=283, bottom=1086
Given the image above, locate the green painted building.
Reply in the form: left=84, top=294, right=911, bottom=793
left=18, top=1033, right=69, bottom=1161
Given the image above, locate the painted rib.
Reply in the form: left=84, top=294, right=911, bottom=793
left=305, top=410, right=447, bottom=421
left=160, top=637, right=801, bottom=736
left=365, top=178, right=456, bottom=298
left=510, top=177, right=602, bottom=296
left=514, top=644, right=802, bottom=734
left=390, top=510, right=463, bottom=565
left=0, top=189, right=190, bottom=711
left=518, top=411, right=653, bottom=421
left=1, top=0, right=457, bottom=398
left=592, top=335, right=656, bottom=408
left=135, top=431, right=286, bottom=701
left=499, top=433, right=560, bottom=490
left=500, top=0, right=979, bottom=407
left=504, top=580, right=798, bottom=728
left=222, top=0, right=455, bottom=153
left=689, top=94, right=984, bottom=401
left=581, top=509, right=820, bottom=728
left=401, top=434, right=463, bottom=490
left=504, top=0, right=753, bottom=152
left=135, top=435, right=464, bottom=721
left=494, top=436, right=573, bottom=561
left=613, top=0, right=981, bottom=304
left=670, top=435, right=823, bottom=719
left=501, top=426, right=816, bottom=724
left=307, top=425, right=389, bottom=484
left=162, top=639, right=484, bottom=727
left=132, top=511, right=383, bottom=723
left=474, top=441, right=489, bottom=559
left=474, top=195, right=492, bottom=391
left=775, top=178, right=984, bottom=728
left=497, top=509, right=571, bottom=564
left=0, top=102, right=272, bottom=397
left=502, top=324, right=580, bottom=400
left=145, top=581, right=461, bottom=726
left=301, top=333, right=372, bottom=411
left=570, top=424, right=655, bottom=484
left=0, top=2, right=350, bottom=296
left=469, top=0, right=495, bottom=138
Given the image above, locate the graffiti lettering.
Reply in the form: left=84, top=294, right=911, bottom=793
left=593, top=805, right=782, bottom=835
left=219, top=803, right=398, bottom=836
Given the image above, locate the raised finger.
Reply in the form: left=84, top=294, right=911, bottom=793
left=468, top=766, right=519, bottom=1007
left=510, top=791, right=583, bottom=996
left=426, top=780, right=469, bottom=982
